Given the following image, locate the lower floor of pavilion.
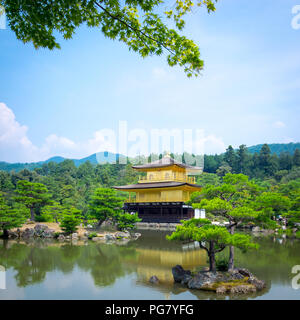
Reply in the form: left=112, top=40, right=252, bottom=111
left=123, top=202, right=194, bottom=223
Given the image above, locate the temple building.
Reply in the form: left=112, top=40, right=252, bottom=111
left=113, top=154, right=202, bottom=223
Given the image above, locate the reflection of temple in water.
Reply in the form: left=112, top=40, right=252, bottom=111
left=124, top=230, right=207, bottom=288
left=123, top=231, right=269, bottom=300
left=135, top=247, right=206, bottom=284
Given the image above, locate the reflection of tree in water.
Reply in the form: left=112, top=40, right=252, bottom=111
left=58, top=244, right=82, bottom=274
left=1, top=235, right=297, bottom=298
left=232, top=236, right=300, bottom=285
left=0, top=241, right=55, bottom=287
left=0, top=240, right=138, bottom=288
left=77, top=243, right=137, bottom=287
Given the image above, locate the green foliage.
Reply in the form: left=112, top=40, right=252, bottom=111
left=0, top=144, right=299, bottom=182
left=167, top=219, right=256, bottom=250
left=216, top=163, right=232, bottom=177
left=35, top=214, right=52, bottom=222
left=60, top=207, right=82, bottom=234
left=253, top=192, right=291, bottom=216
left=283, top=211, right=300, bottom=228
left=41, top=203, right=65, bottom=223
left=254, top=209, right=278, bottom=230
left=193, top=173, right=261, bottom=225
left=0, top=193, right=26, bottom=237
left=204, top=144, right=300, bottom=180
left=0, top=0, right=222, bottom=77
left=247, top=143, right=300, bottom=156
left=88, top=232, right=98, bottom=239
left=0, top=146, right=299, bottom=238
left=167, top=218, right=257, bottom=271
left=179, top=218, right=211, bottom=228
left=88, top=188, right=124, bottom=226
left=15, top=180, right=52, bottom=220
left=223, top=145, right=237, bottom=172
left=215, top=256, right=229, bottom=271
left=196, top=172, right=221, bottom=187
left=114, top=212, right=141, bottom=231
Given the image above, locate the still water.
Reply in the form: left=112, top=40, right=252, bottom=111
left=0, top=230, right=299, bottom=300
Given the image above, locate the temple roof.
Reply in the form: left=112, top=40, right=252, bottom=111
left=113, top=181, right=202, bottom=190
left=131, top=155, right=202, bottom=170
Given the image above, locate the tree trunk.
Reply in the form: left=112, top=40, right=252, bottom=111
left=228, top=224, right=235, bottom=271
left=209, top=241, right=216, bottom=273
left=97, top=219, right=104, bottom=228
left=30, top=207, right=35, bottom=221
left=2, top=229, right=9, bottom=239
left=228, top=246, right=235, bottom=271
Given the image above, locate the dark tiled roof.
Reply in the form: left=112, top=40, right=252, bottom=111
left=132, top=155, right=202, bottom=170
left=113, top=181, right=202, bottom=190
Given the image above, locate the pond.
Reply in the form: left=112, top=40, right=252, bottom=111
left=0, top=230, right=299, bottom=300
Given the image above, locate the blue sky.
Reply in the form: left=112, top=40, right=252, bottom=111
left=0, top=0, right=299, bottom=162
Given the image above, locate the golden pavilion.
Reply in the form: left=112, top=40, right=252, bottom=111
left=113, top=154, right=202, bottom=223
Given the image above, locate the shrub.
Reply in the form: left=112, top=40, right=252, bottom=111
left=35, top=213, right=53, bottom=222
left=216, top=257, right=229, bottom=271
left=295, top=231, right=300, bottom=239
left=114, top=212, right=141, bottom=231
left=61, top=214, right=81, bottom=234
left=53, top=232, right=60, bottom=239
left=88, top=232, right=98, bottom=239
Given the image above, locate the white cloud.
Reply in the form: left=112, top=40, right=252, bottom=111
left=203, top=134, right=226, bottom=154
left=0, top=104, right=120, bottom=162
left=0, top=103, right=106, bottom=162
left=0, top=102, right=39, bottom=162
left=0, top=103, right=226, bottom=163
left=273, top=121, right=286, bottom=128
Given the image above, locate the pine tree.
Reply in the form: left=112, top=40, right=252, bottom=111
left=15, top=180, right=52, bottom=221
left=0, top=194, right=26, bottom=238
left=167, top=219, right=257, bottom=272
left=258, top=144, right=276, bottom=176
left=224, top=145, right=237, bottom=172
left=293, top=149, right=300, bottom=167
left=193, top=173, right=261, bottom=270
left=237, top=144, right=250, bottom=174
left=60, top=207, right=82, bottom=234
left=279, top=152, right=293, bottom=171
left=88, top=188, right=124, bottom=227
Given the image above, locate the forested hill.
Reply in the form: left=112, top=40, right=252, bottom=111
left=0, top=152, right=121, bottom=172
left=247, top=143, right=300, bottom=155
left=0, top=143, right=299, bottom=173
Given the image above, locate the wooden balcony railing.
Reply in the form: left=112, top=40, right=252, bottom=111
left=126, top=194, right=190, bottom=203
left=138, top=174, right=196, bottom=184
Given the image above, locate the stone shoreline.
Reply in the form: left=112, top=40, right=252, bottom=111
left=172, top=265, right=266, bottom=294
left=7, top=223, right=141, bottom=244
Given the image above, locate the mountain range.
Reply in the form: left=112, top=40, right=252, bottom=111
left=1, top=143, right=299, bottom=172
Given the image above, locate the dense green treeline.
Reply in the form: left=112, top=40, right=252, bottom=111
left=0, top=161, right=139, bottom=217
left=0, top=143, right=299, bottom=237
left=247, top=143, right=300, bottom=155
left=168, top=172, right=300, bottom=271
left=203, top=144, right=300, bottom=181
